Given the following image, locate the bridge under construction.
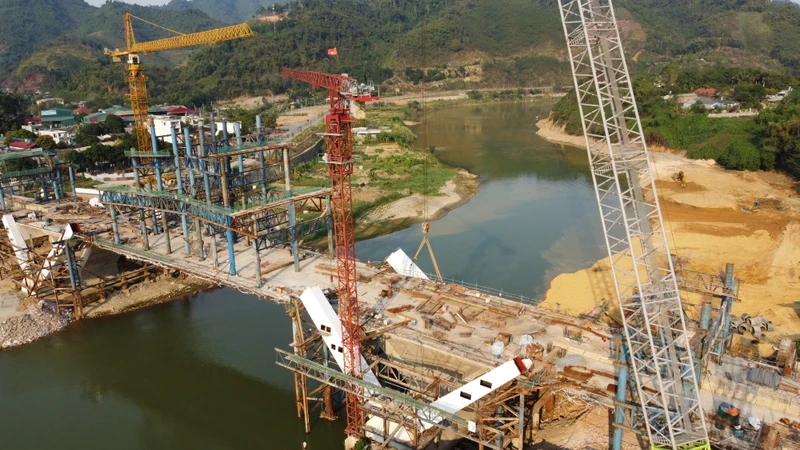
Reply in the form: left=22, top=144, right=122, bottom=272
left=1, top=0, right=799, bottom=448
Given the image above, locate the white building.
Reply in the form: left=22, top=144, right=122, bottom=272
left=151, top=115, right=241, bottom=144
left=38, top=129, right=73, bottom=145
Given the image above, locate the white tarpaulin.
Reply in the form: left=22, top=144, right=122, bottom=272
left=299, top=286, right=381, bottom=387
left=386, top=248, right=429, bottom=280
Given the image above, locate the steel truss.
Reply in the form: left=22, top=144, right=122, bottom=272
left=557, top=0, right=709, bottom=448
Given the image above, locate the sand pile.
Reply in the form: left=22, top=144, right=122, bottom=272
left=538, top=122, right=800, bottom=339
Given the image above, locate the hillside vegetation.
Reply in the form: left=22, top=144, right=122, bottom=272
left=6, top=0, right=800, bottom=108
left=0, top=0, right=94, bottom=73
left=166, top=0, right=291, bottom=24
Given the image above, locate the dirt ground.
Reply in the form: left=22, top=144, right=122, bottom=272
left=83, top=275, right=215, bottom=318
left=537, top=119, right=800, bottom=342
left=277, top=105, right=328, bottom=126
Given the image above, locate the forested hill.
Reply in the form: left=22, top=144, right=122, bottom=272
left=6, top=0, right=800, bottom=106
left=165, top=0, right=291, bottom=24
left=0, top=0, right=94, bottom=73
left=0, top=0, right=226, bottom=90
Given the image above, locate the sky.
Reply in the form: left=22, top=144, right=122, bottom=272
left=86, top=0, right=170, bottom=6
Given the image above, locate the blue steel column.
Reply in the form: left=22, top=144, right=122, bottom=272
left=68, top=166, right=77, bottom=199
left=198, top=123, right=216, bottom=267
left=210, top=113, right=218, bottom=152
left=716, top=263, right=736, bottom=355
left=198, top=125, right=212, bottom=203
left=149, top=121, right=164, bottom=192
left=183, top=128, right=196, bottom=196
left=109, top=205, right=121, bottom=245
left=612, top=338, right=629, bottom=450
left=0, top=186, right=6, bottom=210
left=171, top=128, right=190, bottom=255
left=64, top=242, right=80, bottom=290
left=55, top=170, right=64, bottom=199
left=284, top=147, right=299, bottom=271
left=222, top=119, right=229, bottom=147
left=41, top=175, right=49, bottom=201
left=256, top=114, right=263, bottom=144
left=258, top=150, right=268, bottom=200
left=52, top=180, right=60, bottom=200
left=253, top=240, right=262, bottom=288
left=235, top=122, right=244, bottom=173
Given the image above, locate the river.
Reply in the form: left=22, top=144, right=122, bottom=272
left=0, top=100, right=605, bottom=450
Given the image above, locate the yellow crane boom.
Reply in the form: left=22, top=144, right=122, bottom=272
left=105, top=13, right=254, bottom=156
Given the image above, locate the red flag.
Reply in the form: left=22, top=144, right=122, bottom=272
left=327, top=47, right=339, bottom=57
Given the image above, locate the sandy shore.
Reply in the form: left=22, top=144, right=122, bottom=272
left=362, top=169, right=478, bottom=223
left=535, top=118, right=588, bottom=148
left=536, top=118, right=800, bottom=341
left=83, top=275, right=215, bottom=319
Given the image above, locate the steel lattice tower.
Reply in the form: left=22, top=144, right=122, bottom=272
left=556, top=0, right=710, bottom=448
left=280, top=68, right=367, bottom=436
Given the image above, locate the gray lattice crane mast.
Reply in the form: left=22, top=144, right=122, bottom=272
left=556, top=0, right=711, bottom=449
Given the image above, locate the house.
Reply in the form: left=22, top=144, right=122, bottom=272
left=73, top=106, right=92, bottom=116
left=40, top=108, right=75, bottom=128
left=8, top=141, right=38, bottom=150
left=38, top=129, right=73, bottom=145
left=766, top=87, right=793, bottom=103
left=682, top=97, right=739, bottom=111
left=104, top=105, right=135, bottom=123
left=166, top=105, right=195, bottom=116
left=148, top=105, right=170, bottom=116
left=693, top=88, right=717, bottom=97
left=675, top=93, right=698, bottom=105
left=83, top=105, right=135, bottom=124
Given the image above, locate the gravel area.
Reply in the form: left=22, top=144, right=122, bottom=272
left=0, top=301, right=70, bottom=349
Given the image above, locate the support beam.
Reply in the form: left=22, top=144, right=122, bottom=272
left=149, top=121, right=163, bottom=192
left=109, top=205, right=121, bottom=245
left=284, top=147, right=299, bottom=271
left=235, top=122, right=244, bottom=173
left=68, top=166, right=77, bottom=199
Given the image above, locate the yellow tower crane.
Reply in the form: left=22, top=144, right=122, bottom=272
left=105, top=13, right=254, bottom=154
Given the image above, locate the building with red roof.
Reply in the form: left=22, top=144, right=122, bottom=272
left=166, top=105, right=195, bottom=116
left=73, top=106, right=92, bottom=115
left=693, top=88, right=717, bottom=97
left=9, top=141, right=37, bottom=150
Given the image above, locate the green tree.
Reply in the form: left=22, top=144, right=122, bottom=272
left=4, top=128, right=36, bottom=143
left=264, top=113, right=278, bottom=129
left=689, top=101, right=707, bottom=114
left=0, top=92, right=27, bottom=134
left=104, top=114, right=125, bottom=134
left=717, top=140, right=761, bottom=171
left=74, top=130, right=99, bottom=147
left=732, top=83, right=766, bottom=108
left=35, top=135, right=56, bottom=150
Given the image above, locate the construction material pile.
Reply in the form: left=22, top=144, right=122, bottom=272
left=0, top=301, right=70, bottom=349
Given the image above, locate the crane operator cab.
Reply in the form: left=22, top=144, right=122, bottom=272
left=342, top=75, right=379, bottom=120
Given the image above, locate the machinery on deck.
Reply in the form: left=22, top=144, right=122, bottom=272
left=105, top=14, right=254, bottom=162
left=556, top=0, right=710, bottom=448
left=279, top=68, right=379, bottom=436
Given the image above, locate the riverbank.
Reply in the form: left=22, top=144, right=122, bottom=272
left=535, top=118, right=800, bottom=341
left=0, top=273, right=216, bottom=350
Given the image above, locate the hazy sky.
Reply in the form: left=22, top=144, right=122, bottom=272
left=86, top=0, right=170, bottom=6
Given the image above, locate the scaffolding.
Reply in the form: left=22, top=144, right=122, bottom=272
left=277, top=296, right=562, bottom=450
left=94, top=116, right=333, bottom=282
left=0, top=148, right=79, bottom=210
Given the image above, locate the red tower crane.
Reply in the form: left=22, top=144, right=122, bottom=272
left=281, top=68, right=379, bottom=436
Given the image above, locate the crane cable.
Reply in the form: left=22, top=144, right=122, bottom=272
left=129, top=14, right=186, bottom=37
left=412, top=0, right=443, bottom=282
